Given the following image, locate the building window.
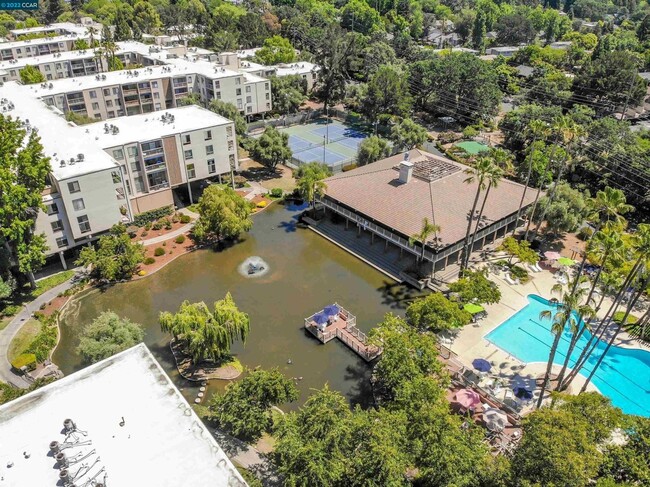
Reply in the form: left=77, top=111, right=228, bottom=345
left=229, top=154, right=235, bottom=166
left=153, top=92, right=160, bottom=99
left=108, top=111, right=115, bottom=118
left=77, top=215, right=91, bottom=233
left=92, top=102, right=99, bottom=110
left=246, top=96, right=252, bottom=103
left=205, top=130, right=212, bottom=140
left=216, top=91, right=221, bottom=100
left=103, top=88, right=110, bottom=96
left=206, top=145, right=214, bottom=155
left=246, top=106, right=252, bottom=114
left=184, top=149, right=193, bottom=160
left=207, top=159, right=216, bottom=174
left=89, top=90, right=97, bottom=99
left=266, top=102, right=270, bottom=109
left=111, top=171, right=121, bottom=183
left=67, top=181, right=80, bottom=193
left=72, top=198, right=85, bottom=211
left=236, top=88, right=241, bottom=96
left=152, top=81, right=158, bottom=88
left=246, top=86, right=251, bottom=93
left=125, top=179, right=132, bottom=195
left=214, top=80, right=220, bottom=89
left=265, top=93, right=270, bottom=100
left=187, top=163, right=196, bottom=179
left=50, top=220, right=63, bottom=232
left=237, top=100, right=242, bottom=110
left=227, top=140, right=234, bottom=151
left=44, top=65, right=51, bottom=71
left=235, top=77, right=241, bottom=85
left=226, top=126, right=233, bottom=137
left=55, top=236, right=68, bottom=248
left=134, top=176, right=144, bottom=193
left=265, top=82, right=269, bottom=90
left=106, top=100, right=113, bottom=107
left=183, top=134, right=191, bottom=145
left=46, top=203, right=59, bottom=215
left=113, top=148, right=124, bottom=160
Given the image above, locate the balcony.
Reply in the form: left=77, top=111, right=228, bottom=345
left=149, top=181, right=170, bottom=191
left=142, top=147, right=163, bottom=157
left=145, top=161, right=166, bottom=172
left=124, top=99, right=140, bottom=107
left=122, top=88, right=138, bottom=96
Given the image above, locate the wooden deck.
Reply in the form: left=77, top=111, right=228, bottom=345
left=304, top=305, right=382, bottom=362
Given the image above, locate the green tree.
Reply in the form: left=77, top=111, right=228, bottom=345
left=340, top=0, right=383, bottom=35
left=250, top=126, right=291, bottom=170
left=113, top=4, right=133, bottom=41
left=192, top=186, right=253, bottom=243
left=0, top=115, right=51, bottom=288
left=208, top=368, right=298, bottom=441
left=295, top=162, right=331, bottom=211
left=499, top=236, right=539, bottom=266
left=255, top=35, right=296, bottom=65
left=208, top=100, right=247, bottom=137
left=133, top=1, right=162, bottom=35
left=361, top=41, right=396, bottom=80
left=406, top=293, right=472, bottom=333
left=45, top=0, right=65, bottom=24
left=270, top=75, right=307, bottom=115
left=361, top=64, right=411, bottom=122
left=601, top=416, right=650, bottom=485
left=495, top=13, right=536, bottom=45
left=357, top=135, right=390, bottom=166
left=409, top=217, right=440, bottom=264
left=389, top=118, right=428, bottom=151
left=76, top=224, right=145, bottom=282
left=159, top=293, right=250, bottom=363
left=449, top=269, right=501, bottom=305
left=19, top=65, right=45, bottom=85
left=0, top=276, right=14, bottom=301
left=77, top=311, right=145, bottom=363
left=531, top=182, right=591, bottom=235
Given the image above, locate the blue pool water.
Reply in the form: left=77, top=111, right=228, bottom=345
left=486, top=295, right=650, bottom=417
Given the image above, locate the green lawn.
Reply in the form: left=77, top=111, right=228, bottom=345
left=8, top=318, right=41, bottom=362
left=0, top=317, right=10, bottom=331
left=33, top=270, right=75, bottom=297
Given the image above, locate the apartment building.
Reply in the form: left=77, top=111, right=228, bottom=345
left=0, top=81, right=237, bottom=266
left=36, top=58, right=271, bottom=120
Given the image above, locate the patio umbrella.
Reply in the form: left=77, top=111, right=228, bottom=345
left=510, top=375, right=536, bottom=393
left=313, top=313, right=329, bottom=325
left=464, top=303, right=485, bottom=315
left=544, top=251, right=561, bottom=260
left=453, top=388, right=481, bottom=410
left=514, top=387, right=534, bottom=400
left=323, top=304, right=340, bottom=316
left=472, top=358, right=492, bottom=373
left=483, top=408, right=508, bottom=432
left=558, top=257, right=576, bottom=266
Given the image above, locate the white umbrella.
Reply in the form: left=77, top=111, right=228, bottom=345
left=483, top=408, right=508, bottom=432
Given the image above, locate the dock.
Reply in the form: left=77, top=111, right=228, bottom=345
left=304, top=304, right=382, bottom=362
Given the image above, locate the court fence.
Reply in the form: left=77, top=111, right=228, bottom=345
left=246, top=107, right=384, bottom=135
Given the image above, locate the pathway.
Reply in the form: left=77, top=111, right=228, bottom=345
left=0, top=275, right=79, bottom=388
left=212, top=429, right=281, bottom=486
left=139, top=208, right=198, bottom=247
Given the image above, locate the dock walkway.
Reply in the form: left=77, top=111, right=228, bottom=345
left=304, top=305, right=382, bottom=362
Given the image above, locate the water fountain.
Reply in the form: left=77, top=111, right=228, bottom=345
left=238, top=256, right=270, bottom=278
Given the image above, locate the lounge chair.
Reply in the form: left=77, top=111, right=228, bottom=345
left=504, top=273, right=519, bottom=285
left=530, top=262, right=543, bottom=273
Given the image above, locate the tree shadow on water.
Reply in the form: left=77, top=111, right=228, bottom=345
left=344, top=359, right=374, bottom=409
left=377, top=281, right=428, bottom=310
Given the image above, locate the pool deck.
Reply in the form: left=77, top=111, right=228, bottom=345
left=448, top=250, right=648, bottom=409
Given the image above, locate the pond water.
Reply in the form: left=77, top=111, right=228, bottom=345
left=54, top=202, right=421, bottom=408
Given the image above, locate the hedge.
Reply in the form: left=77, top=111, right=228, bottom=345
left=132, top=206, right=174, bottom=227
left=25, top=325, right=57, bottom=362
left=12, top=353, right=37, bottom=371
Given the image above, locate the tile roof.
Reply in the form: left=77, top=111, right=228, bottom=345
left=324, top=150, right=537, bottom=248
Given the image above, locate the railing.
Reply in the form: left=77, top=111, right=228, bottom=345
left=346, top=324, right=368, bottom=344
left=122, top=88, right=138, bottom=95
left=124, top=99, right=140, bottom=107
left=142, top=147, right=163, bottom=157
left=148, top=181, right=169, bottom=191
left=145, top=162, right=166, bottom=172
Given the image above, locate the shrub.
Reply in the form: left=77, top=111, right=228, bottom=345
left=269, top=188, right=283, bottom=198
left=342, top=163, right=358, bottom=172
left=141, top=231, right=148, bottom=237
left=152, top=221, right=164, bottom=231
left=162, top=217, right=173, bottom=230
left=162, top=242, right=167, bottom=247
left=144, top=222, right=152, bottom=231
left=171, top=214, right=180, bottom=223
left=144, top=257, right=156, bottom=265
left=138, top=270, right=146, bottom=276
left=154, top=247, right=165, bottom=257
left=462, top=126, right=479, bottom=139
left=180, top=214, right=191, bottom=224
left=175, top=235, right=186, bottom=244
left=510, top=265, right=530, bottom=283
left=11, top=353, right=37, bottom=371
left=577, top=226, right=594, bottom=241
left=256, top=200, right=268, bottom=208
left=132, top=206, right=174, bottom=227
left=25, top=325, right=57, bottom=362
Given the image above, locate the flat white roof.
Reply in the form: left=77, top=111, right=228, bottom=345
left=0, top=31, right=90, bottom=51
left=0, top=48, right=97, bottom=72
left=0, top=344, right=247, bottom=487
left=275, top=62, right=318, bottom=77
left=82, top=105, right=233, bottom=147
left=0, top=81, right=117, bottom=180
left=9, top=22, right=94, bottom=36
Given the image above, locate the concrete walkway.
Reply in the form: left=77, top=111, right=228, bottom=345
left=0, top=274, right=79, bottom=388
left=212, top=429, right=281, bottom=486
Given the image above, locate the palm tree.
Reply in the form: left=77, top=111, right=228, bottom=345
left=296, top=162, right=330, bottom=213
left=464, top=149, right=511, bottom=269
left=564, top=224, right=650, bottom=389
left=409, top=217, right=441, bottom=275
left=512, top=119, right=548, bottom=237
left=536, top=280, right=592, bottom=408
left=531, top=116, right=585, bottom=242
left=459, top=157, right=494, bottom=274
left=554, top=226, right=625, bottom=389
left=159, top=293, right=250, bottom=364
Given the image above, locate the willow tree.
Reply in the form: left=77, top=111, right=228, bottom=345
left=159, top=293, right=250, bottom=363
left=0, top=115, right=51, bottom=288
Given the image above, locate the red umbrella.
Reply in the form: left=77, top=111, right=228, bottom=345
left=453, top=388, right=481, bottom=410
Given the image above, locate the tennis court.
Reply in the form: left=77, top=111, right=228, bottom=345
left=283, top=119, right=368, bottom=168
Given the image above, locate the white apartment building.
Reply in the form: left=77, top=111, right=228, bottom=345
left=0, top=22, right=101, bottom=61
left=0, top=81, right=237, bottom=266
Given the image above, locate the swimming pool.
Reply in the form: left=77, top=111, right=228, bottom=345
left=485, top=295, right=650, bottom=417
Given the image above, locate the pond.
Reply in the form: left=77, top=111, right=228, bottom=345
left=54, top=202, right=422, bottom=409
